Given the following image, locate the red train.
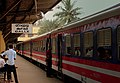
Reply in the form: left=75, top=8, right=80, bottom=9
left=17, top=3, right=120, bottom=83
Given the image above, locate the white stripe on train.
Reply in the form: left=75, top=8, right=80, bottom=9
left=63, top=69, right=101, bottom=83
left=63, top=60, right=120, bottom=78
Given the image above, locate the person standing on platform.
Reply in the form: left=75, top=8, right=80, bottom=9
left=46, top=47, right=52, bottom=77
left=46, top=37, right=52, bottom=77
left=0, top=52, right=7, bottom=81
left=0, top=56, right=5, bottom=68
left=0, top=44, right=19, bottom=83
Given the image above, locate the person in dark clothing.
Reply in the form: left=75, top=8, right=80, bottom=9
left=97, top=47, right=107, bottom=60
left=46, top=48, right=52, bottom=77
left=97, top=47, right=112, bottom=60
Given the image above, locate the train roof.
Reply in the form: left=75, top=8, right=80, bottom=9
left=18, top=3, right=120, bottom=43
left=62, top=3, right=120, bottom=30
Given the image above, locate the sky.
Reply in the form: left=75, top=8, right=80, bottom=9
left=43, top=0, right=120, bottom=20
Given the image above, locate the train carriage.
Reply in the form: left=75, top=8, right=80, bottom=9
left=17, top=3, right=120, bottom=83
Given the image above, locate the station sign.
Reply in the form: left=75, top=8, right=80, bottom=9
left=11, top=24, right=32, bottom=33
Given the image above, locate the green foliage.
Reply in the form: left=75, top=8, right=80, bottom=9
left=53, top=0, right=82, bottom=24
left=37, top=0, right=82, bottom=35
left=37, top=19, right=63, bottom=35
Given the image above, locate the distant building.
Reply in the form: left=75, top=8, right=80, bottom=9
left=17, top=25, right=39, bottom=41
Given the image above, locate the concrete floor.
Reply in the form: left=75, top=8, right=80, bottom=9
left=6, top=55, right=63, bottom=83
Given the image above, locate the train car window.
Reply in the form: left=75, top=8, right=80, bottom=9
left=97, top=28, right=112, bottom=60
left=52, top=38, right=56, bottom=54
left=24, top=43, right=30, bottom=50
left=32, top=42, right=34, bottom=51
left=33, top=42, right=36, bottom=51
left=28, top=43, right=30, bottom=50
left=24, top=44, right=26, bottom=50
left=38, top=41, right=40, bottom=51
left=39, top=41, right=42, bottom=51
left=42, top=39, right=46, bottom=52
left=33, top=42, right=37, bottom=51
left=83, top=32, right=93, bottom=57
left=73, top=34, right=81, bottom=56
left=117, top=26, right=120, bottom=60
left=40, top=40, right=43, bottom=51
left=37, top=41, right=39, bottom=51
left=34, top=42, right=37, bottom=51
left=17, top=44, right=22, bottom=53
left=35, top=41, right=38, bottom=51
left=28, top=44, right=30, bottom=50
left=33, top=42, right=35, bottom=51
left=65, top=34, right=71, bottom=55
left=39, top=40, right=42, bottom=52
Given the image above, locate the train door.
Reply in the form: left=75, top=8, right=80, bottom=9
left=46, top=35, right=52, bottom=76
left=57, top=34, right=63, bottom=76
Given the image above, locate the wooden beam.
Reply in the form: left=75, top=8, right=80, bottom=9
left=2, top=2, right=21, bottom=40
left=0, top=0, right=22, bottom=20
left=28, top=0, right=35, bottom=11
left=8, top=10, right=36, bottom=16
left=15, top=19, right=36, bottom=23
left=2, top=16, right=15, bottom=32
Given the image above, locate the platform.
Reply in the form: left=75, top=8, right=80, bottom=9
left=0, top=55, right=63, bottom=83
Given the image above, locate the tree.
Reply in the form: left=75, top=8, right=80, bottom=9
left=37, top=19, right=62, bottom=35
left=53, top=0, right=82, bottom=24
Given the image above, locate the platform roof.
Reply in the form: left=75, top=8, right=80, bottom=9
left=0, top=0, right=61, bottom=44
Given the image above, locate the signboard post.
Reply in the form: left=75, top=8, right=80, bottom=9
left=12, top=24, right=32, bottom=33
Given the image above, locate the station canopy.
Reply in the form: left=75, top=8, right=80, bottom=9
left=0, top=0, right=61, bottom=44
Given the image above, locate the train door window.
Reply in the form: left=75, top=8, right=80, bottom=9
left=24, top=44, right=26, bottom=50
left=33, top=42, right=35, bottom=51
left=36, top=41, right=38, bottom=51
left=73, top=34, right=81, bottom=56
left=37, top=41, right=39, bottom=51
left=97, top=28, right=112, bottom=60
left=35, top=42, right=37, bottom=51
left=32, top=42, right=34, bottom=51
left=34, top=42, right=37, bottom=51
left=26, top=43, right=30, bottom=50
left=42, top=39, right=46, bottom=52
left=33, top=42, right=36, bottom=51
left=39, top=41, right=41, bottom=51
left=117, top=26, right=120, bottom=60
left=83, top=31, right=93, bottom=57
left=38, top=41, right=41, bottom=51
left=65, top=34, right=71, bottom=55
left=39, top=40, right=42, bottom=51
left=52, top=38, right=56, bottom=54
left=40, top=40, right=42, bottom=52
left=24, top=43, right=29, bottom=50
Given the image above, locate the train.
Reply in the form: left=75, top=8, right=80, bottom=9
left=16, top=3, right=120, bottom=83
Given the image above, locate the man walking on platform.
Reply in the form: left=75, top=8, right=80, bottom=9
left=1, top=44, right=19, bottom=83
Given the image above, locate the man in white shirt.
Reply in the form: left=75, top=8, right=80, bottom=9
left=1, top=44, right=18, bottom=83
